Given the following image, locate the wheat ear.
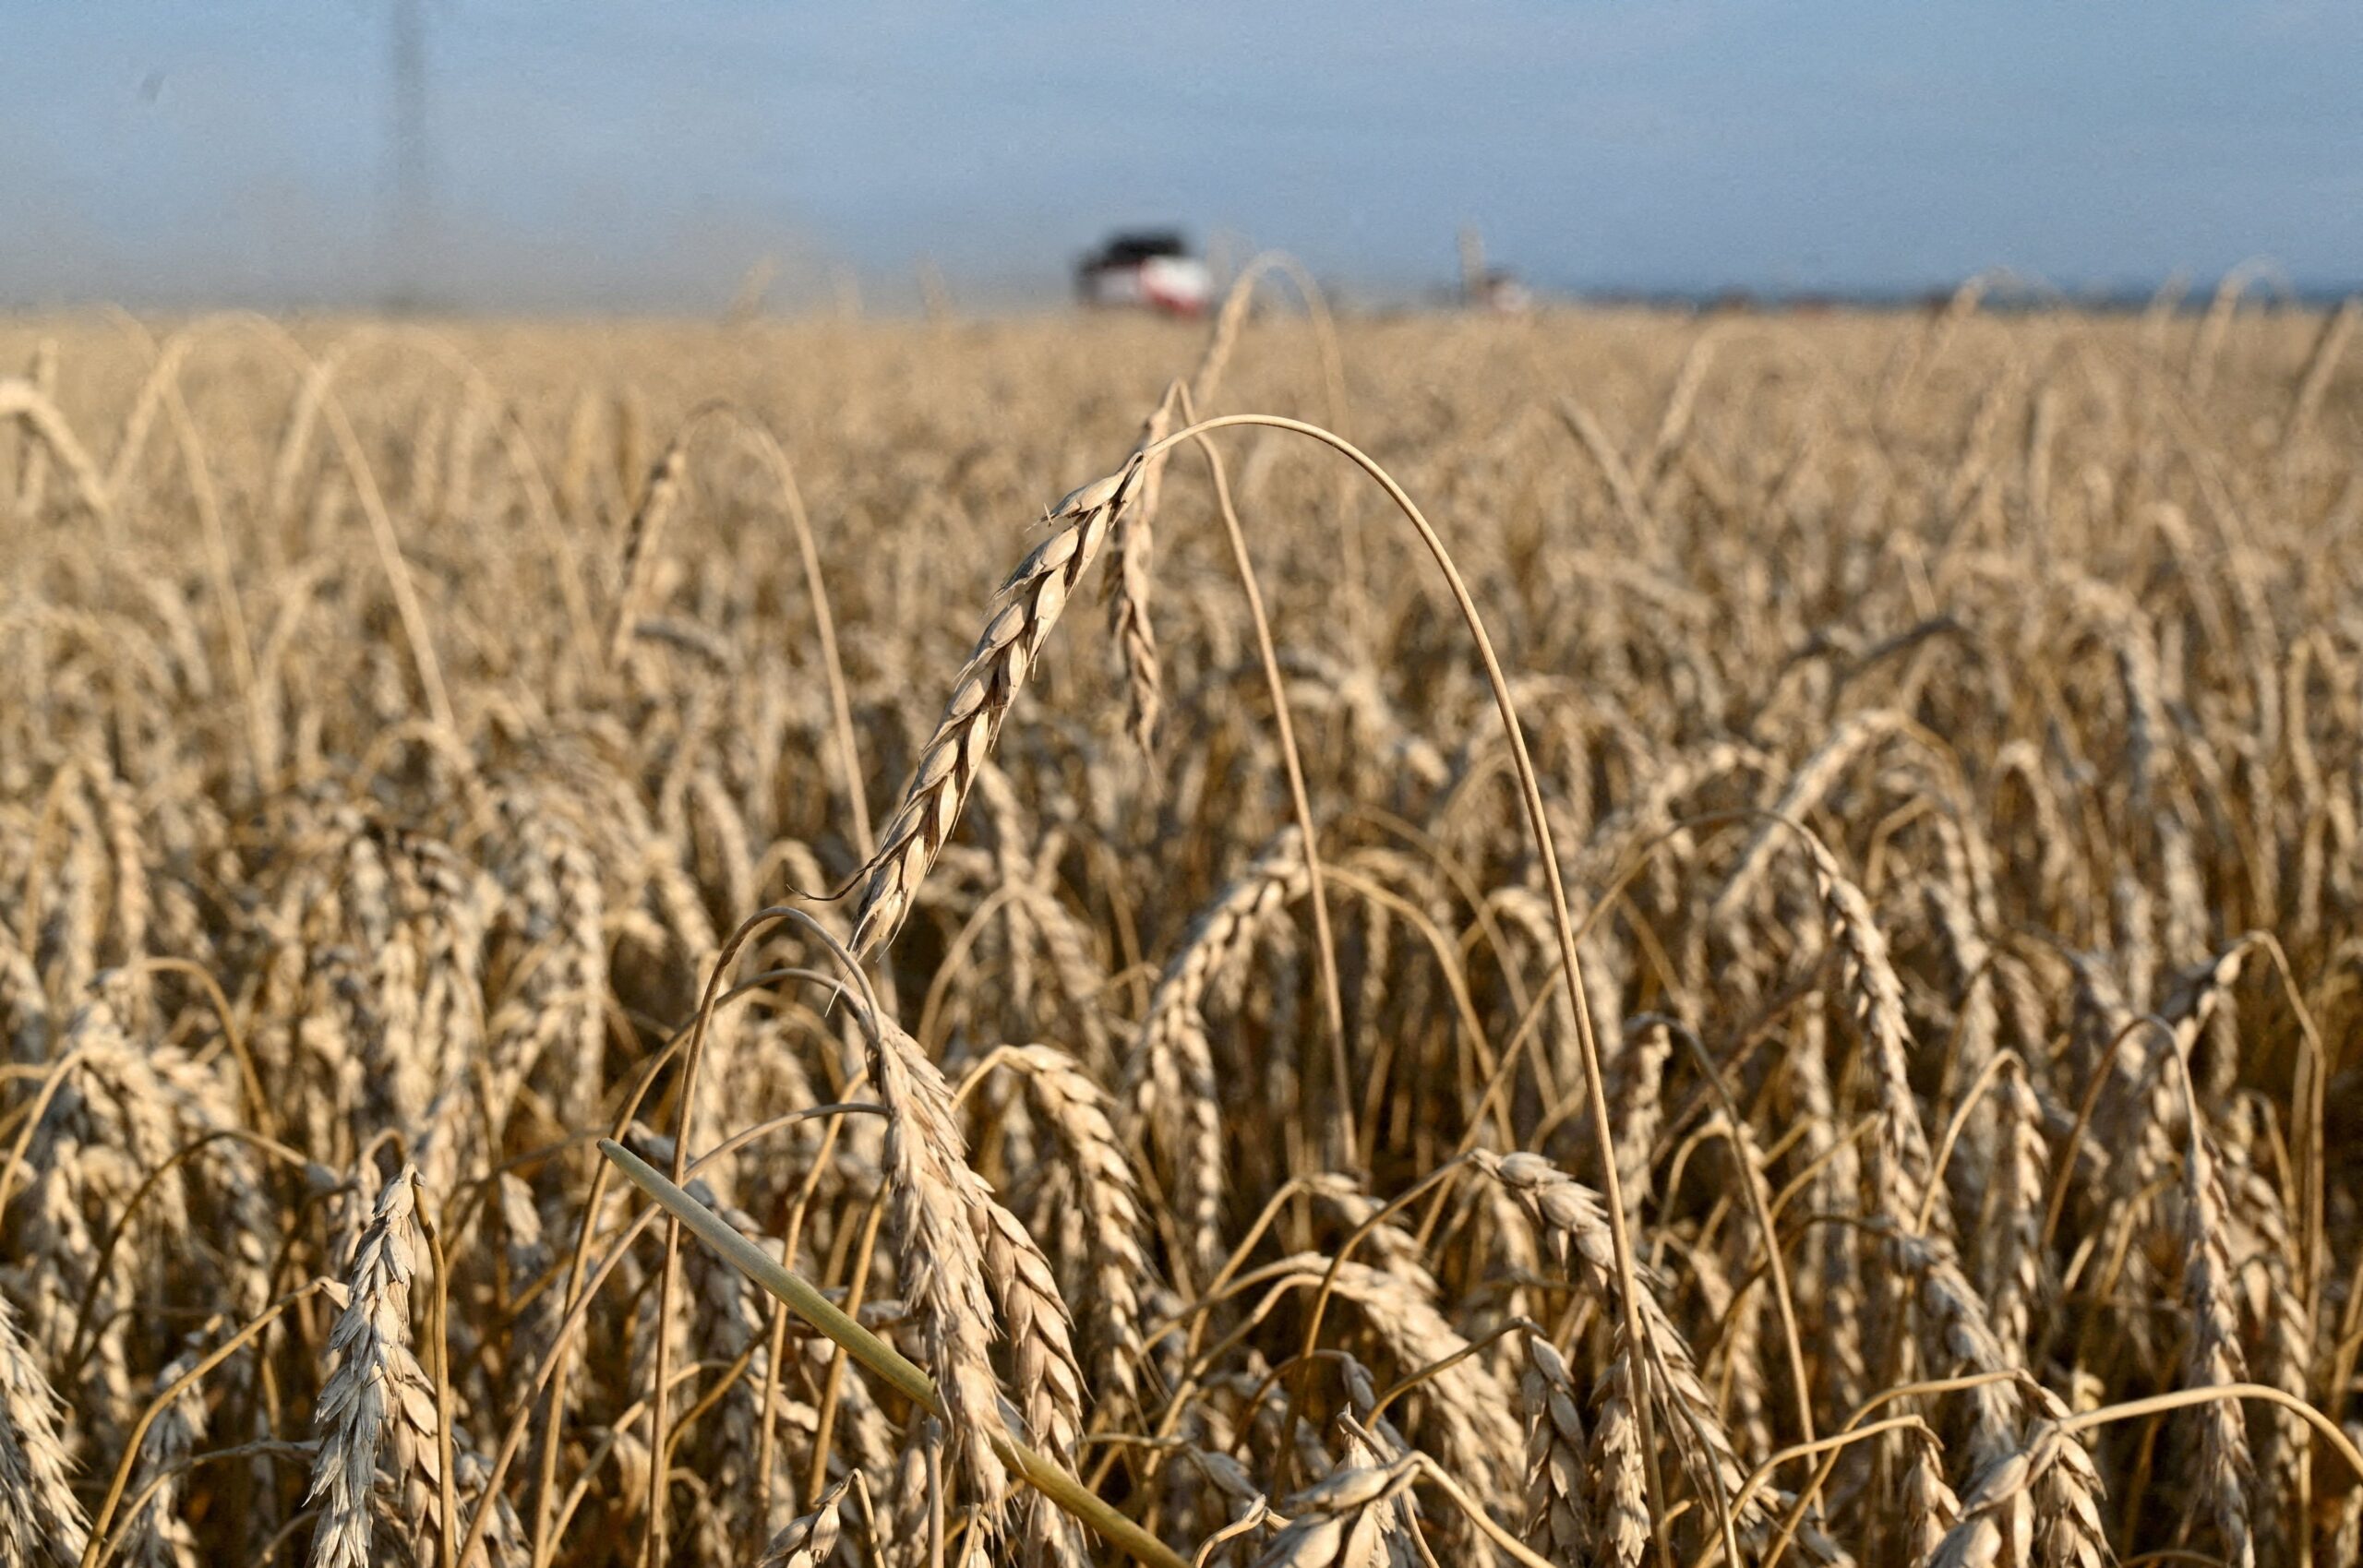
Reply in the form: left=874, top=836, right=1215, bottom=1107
left=755, top=1471, right=853, bottom=1568
left=0, top=1287, right=89, bottom=1567
left=849, top=465, right=1136, bottom=957
left=861, top=1011, right=1012, bottom=1526
left=304, top=1165, right=437, bottom=1568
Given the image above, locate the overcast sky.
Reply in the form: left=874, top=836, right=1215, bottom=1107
left=5, top=2, right=2360, bottom=312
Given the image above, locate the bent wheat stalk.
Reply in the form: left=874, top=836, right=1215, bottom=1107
left=597, top=1138, right=1189, bottom=1568
left=1126, top=409, right=1672, bottom=1555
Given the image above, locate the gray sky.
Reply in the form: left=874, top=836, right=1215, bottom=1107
left=5, top=2, right=2361, bottom=312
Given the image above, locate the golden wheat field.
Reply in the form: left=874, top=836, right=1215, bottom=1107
left=0, top=282, right=2359, bottom=1568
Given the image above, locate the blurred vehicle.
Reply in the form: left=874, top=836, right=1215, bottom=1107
left=1076, top=231, right=1212, bottom=317
left=1470, top=269, right=1532, bottom=314
left=1457, top=226, right=1532, bottom=314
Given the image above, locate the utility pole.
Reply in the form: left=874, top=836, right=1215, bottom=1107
left=1458, top=224, right=1485, bottom=308
left=388, top=0, right=431, bottom=310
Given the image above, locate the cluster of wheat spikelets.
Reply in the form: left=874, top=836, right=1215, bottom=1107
left=0, top=272, right=2358, bottom=1568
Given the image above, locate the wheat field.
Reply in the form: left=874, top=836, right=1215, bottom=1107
left=0, top=281, right=2359, bottom=1568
